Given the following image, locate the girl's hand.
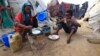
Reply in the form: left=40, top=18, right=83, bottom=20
left=25, top=26, right=32, bottom=29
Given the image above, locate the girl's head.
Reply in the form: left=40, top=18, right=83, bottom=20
left=24, top=5, right=31, bottom=13
left=65, top=10, right=73, bottom=19
left=22, top=3, right=33, bottom=14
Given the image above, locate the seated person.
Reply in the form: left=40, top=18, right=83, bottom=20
left=14, top=3, right=38, bottom=41
left=54, top=10, right=81, bottom=44
left=0, top=15, right=2, bottom=29
left=0, top=5, right=4, bottom=29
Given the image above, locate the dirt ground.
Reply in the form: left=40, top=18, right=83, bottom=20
left=0, top=22, right=100, bottom=56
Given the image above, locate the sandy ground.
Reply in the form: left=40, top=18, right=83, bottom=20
left=0, top=22, right=100, bottom=56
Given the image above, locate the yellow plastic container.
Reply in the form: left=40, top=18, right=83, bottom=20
left=9, top=33, right=22, bottom=52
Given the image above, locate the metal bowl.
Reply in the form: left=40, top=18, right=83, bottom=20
left=48, top=35, right=60, bottom=41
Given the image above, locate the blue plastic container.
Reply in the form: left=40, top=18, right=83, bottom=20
left=1, top=31, right=15, bottom=47
left=36, top=11, right=47, bottom=21
left=42, top=26, right=51, bottom=34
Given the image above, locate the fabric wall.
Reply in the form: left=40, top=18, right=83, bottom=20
left=8, top=0, right=46, bottom=14
left=88, top=1, right=100, bottom=32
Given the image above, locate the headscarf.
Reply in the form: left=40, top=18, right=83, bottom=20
left=21, top=2, right=34, bottom=25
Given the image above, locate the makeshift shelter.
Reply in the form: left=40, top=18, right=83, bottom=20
left=47, top=0, right=88, bottom=18
left=8, top=0, right=46, bottom=15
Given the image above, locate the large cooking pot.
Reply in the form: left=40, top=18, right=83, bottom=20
left=42, top=26, right=51, bottom=36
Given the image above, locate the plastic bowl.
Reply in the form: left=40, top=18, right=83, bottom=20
left=36, top=11, right=47, bottom=21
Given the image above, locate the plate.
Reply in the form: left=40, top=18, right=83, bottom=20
left=48, top=35, right=60, bottom=40
left=32, top=28, right=41, bottom=35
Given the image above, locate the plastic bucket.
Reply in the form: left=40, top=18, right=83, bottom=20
left=1, top=31, right=15, bottom=47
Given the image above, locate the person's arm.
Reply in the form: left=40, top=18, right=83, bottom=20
left=72, top=19, right=81, bottom=27
left=15, top=22, right=32, bottom=29
left=57, top=16, right=64, bottom=23
left=58, top=19, right=64, bottom=22
left=67, top=29, right=75, bottom=44
left=0, top=5, right=4, bottom=12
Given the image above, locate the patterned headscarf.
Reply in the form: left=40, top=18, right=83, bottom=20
left=21, top=2, right=34, bottom=21
left=21, top=2, right=34, bottom=26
